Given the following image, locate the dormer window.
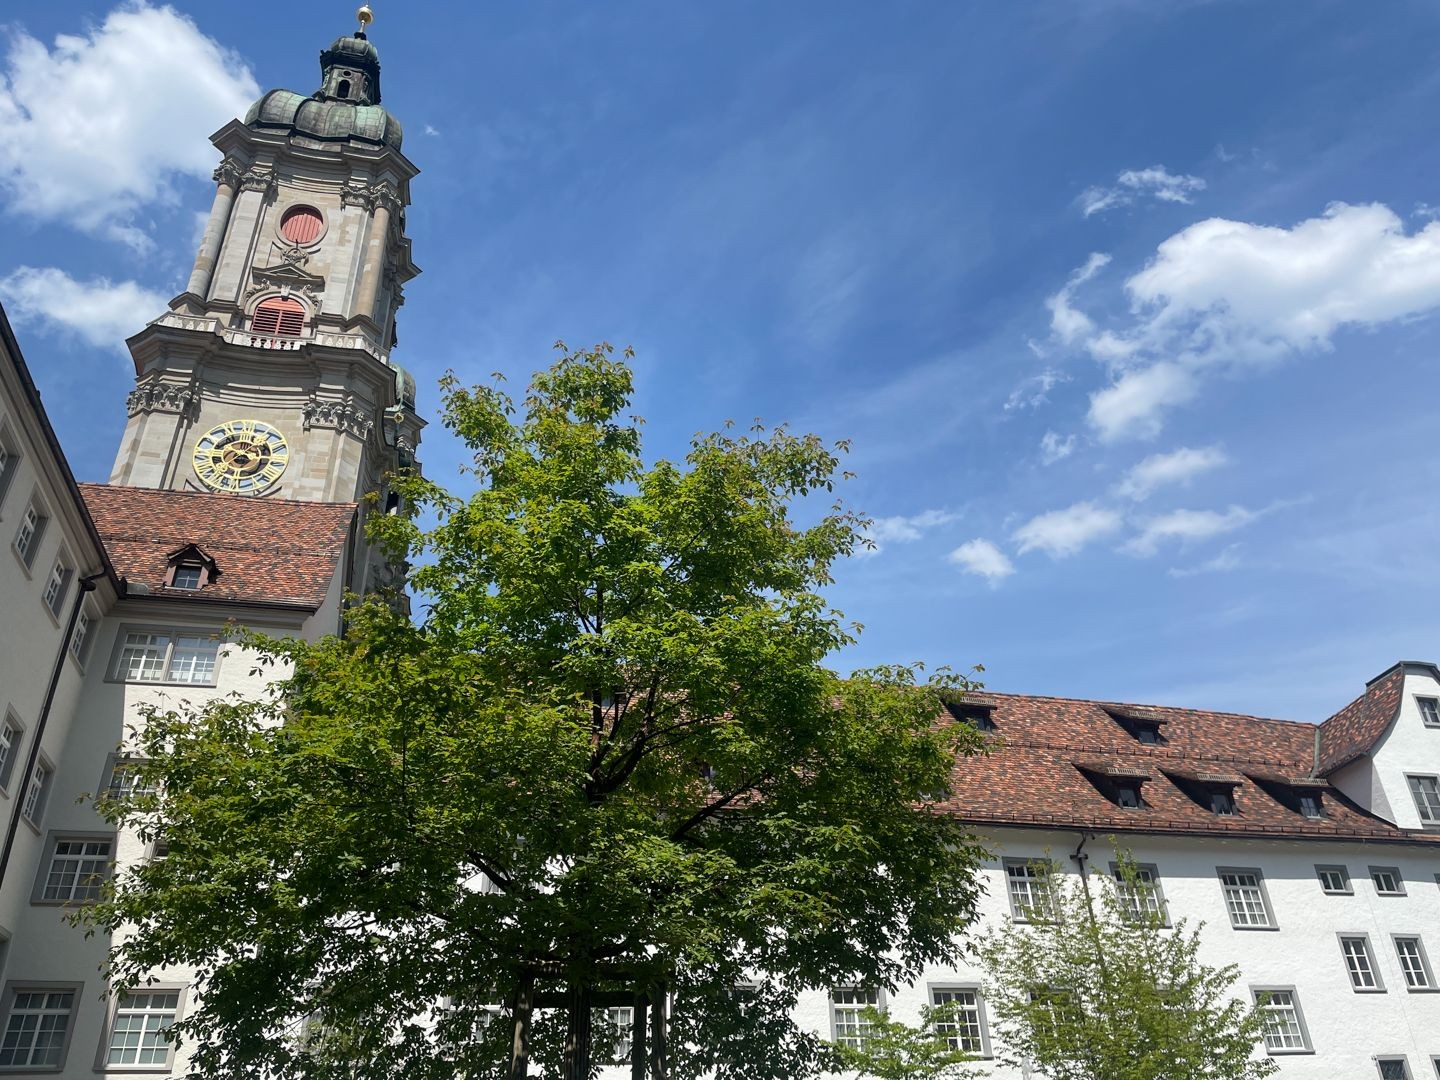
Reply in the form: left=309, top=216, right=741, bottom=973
left=944, top=700, right=996, bottom=733
left=1116, top=783, right=1141, bottom=809
left=1164, top=767, right=1241, bottom=816
left=1210, top=789, right=1235, bottom=816
left=1419, top=696, right=1440, bottom=728
left=1104, top=707, right=1168, bottom=746
left=251, top=296, right=306, bottom=337
left=171, top=565, right=203, bottom=590
left=1298, top=792, right=1323, bottom=819
left=1076, top=761, right=1151, bottom=810
left=164, top=545, right=219, bottom=591
left=1248, top=772, right=1329, bottom=820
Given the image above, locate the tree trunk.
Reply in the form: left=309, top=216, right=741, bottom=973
left=507, top=970, right=535, bottom=1080
left=648, top=982, right=668, bottom=1080
left=562, top=982, right=592, bottom=1080
left=630, top=992, right=648, bottom=1080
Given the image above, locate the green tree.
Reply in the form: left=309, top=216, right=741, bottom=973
left=974, top=852, right=1279, bottom=1080
left=85, top=344, right=989, bottom=1080
left=836, top=1004, right=980, bottom=1080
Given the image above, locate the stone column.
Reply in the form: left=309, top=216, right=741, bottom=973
left=185, top=161, right=242, bottom=300
left=351, top=184, right=399, bottom=325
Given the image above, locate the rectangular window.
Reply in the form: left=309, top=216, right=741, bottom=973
left=1253, top=988, right=1310, bottom=1053
left=1419, top=697, right=1440, bottom=728
left=0, top=986, right=79, bottom=1068
left=1111, top=862, right=1167, bottom=924
left=41, top=559, right=72, bottom=617
left=602, top=1005, right=633, bottom=1063
left=12, top=502, right=46, bottom=568
left=1219, top=868, right=1274, bottom=929
left=1379, top=1060, right=1412, bottom=1080
left=104, top=759, right=156, bottom=803
left=1298, top=792, right=1323, bottom=818
left=170, top=565, right=203, bottom=590
left=106, top=989, right=181, bottom=1067
left=1004, top=859, right=1055, bottom=921
left=0, top=714, right=20, bottom=792
left=20, top=760, right=51, bottom=825
left=1408, top=776, right=1440, bottom=826
left=830, top=988, right=880, bottom=1050
left=113, top=630, right=221, bottom=686
left=1372, top=867, right=1406, bottom=896
left=0, top=424, right=18, bottom=510
left=1210, top=789, right=1235, bottom=815
left=1339, top=935, right=1384, bottom=991
left=1316, top=864, right=1351, bottom=894
left=930, top=987, right=985, bottom=1055
left=69, top=609, right=93, bottom=664
left=38, top=837, right=112, bottom=903
left=1395, top=937, right=1435, bottom=991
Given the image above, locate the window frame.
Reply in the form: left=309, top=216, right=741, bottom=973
left=1418, top=696, right=1440, bottom=728
left=1217, top=866, right=1277, bottom=930
left=1249, top=985, right=1312, bottom=1055
left=1315, top=864, right=1352, bottom=895
left=1405, top=774, right=1440, bottom=828
left=68, top=605, right=97, bottom=669
left=0, top=711, right=22, bottom=795
left=927, top=983, right=990, bottom=1059
left=828, top=986, right=884, bottom=1051
left=1336, top=933, right=1386, bottom=993
left=0, top=980, right=84, bottom=1072
left=0, top=418, right=20, bottom=514
left=95, top=984, right=187, bottom=1072
left=11, top=494, right=48, bottom=571
left=1110, top=861, right=1169, bottom=926
left=1370, top=866, right=1406, bottom=896
left=1002, top=858, right=1057, bottom=922
left=99, top=756, right=157, bottom=805
left=19, top=754, right=53, bottom=830
left=40, top=551, right=72, bottom=620
left=1392, top=935, right=1438, bottom=993
left=30, top=832, right=115, bottom=907
left=1377, top=1058, right=1413, bottom=1080
left=107, top=626, right=224, bottom=688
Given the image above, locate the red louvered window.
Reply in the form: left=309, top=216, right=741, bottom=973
left=251, top=297, right=306, bottom=337
left=280, top=205, right=324, bottom=245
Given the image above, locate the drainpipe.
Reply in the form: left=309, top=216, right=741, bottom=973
left=0, top=571, right=104, bottom=889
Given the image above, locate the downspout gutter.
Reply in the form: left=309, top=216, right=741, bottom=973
left=0, top=570, right=104, bottom=889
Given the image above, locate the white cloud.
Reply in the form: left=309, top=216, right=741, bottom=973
left=1082, top=203, right=1440, bottom=440
left=1046, top=252, right=1110, bottom=344
left=1123, top=505, right=1257, bottom=557
left=948, top=538, right=1015, bottom=583
left=1168, top=544, right=1243, bottom=578
left=0, top=266, right=166, bottom=349
left=857, top=508, right=957, bottom=557
left=1039, top=430, right=1075, bottom=465
left=423, top=124, right=441, bottom=137
left=1114, top=444, right=1227, bottom=500
left=0, top=3, right=259, bottom=247
left=1079, top=165, right=1206, bottom=217
left=1004, top=367, right=1069, bottom=411
left=1012, top=501, right=1122, bottom=559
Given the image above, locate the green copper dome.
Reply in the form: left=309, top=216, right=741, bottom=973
left=242, top=32, right=403, bottom=151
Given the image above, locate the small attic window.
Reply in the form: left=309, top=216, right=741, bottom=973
left=1419, top=696, right=1440, bottom=728
left=1210, top=789, right=1235, bottom=816
left=252, top=296, right=306, bottom=337
left=171, top=565, right=203, bottom=590
left=1104, top=707, right=1168, bottom=746
left=1115, top=782, right=1142, bottom=809
left=944, top=701, right=996, bottom=733
left=165, top=545, right=219, bottom=591
left=1298, top=792, right=1324, bottom=819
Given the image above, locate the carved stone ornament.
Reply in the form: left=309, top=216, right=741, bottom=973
left=341, top=180, right=378, bottom=212
left=302, top=396, right=375, bottom=440
left=212, top=160, right=244, bottom=189
left=246, top=249, right=326, bottom=303
left=126, top=381, right=197, bottom=418
left=240, top=167, right=277, bottom=195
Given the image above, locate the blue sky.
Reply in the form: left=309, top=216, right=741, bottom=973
left=3, top=1, right=1440, bottom=721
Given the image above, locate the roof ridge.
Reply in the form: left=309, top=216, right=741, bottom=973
left=78, top=482, right=358, bottom=511
left=98, top=531, right=344, bottom=558
left=970, top=689, right=1306, bottom=727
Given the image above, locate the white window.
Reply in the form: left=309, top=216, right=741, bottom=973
left=113, top=630, right=221, bottom=685
left=830, top=988, right=880, bottom=1050
left=1316, top=864, right=1351, bottom=894
left=1408, top=775, right=1440, bottom=826
left=1371, top=867, right=1405, bottom=896
left=0, top=713, right=20, bottom=792
left=20, top=759, right=51, bottom=825
left=69, top=609, right=94, bottom=664
left=13, top=501, right=46, bottom=568
left=1395, top=937, right=1435, bottom=991
left=170, top=564, right=203, bottom=590
left=0, top=986, right=79, bottom=1068
left=1253, top=988, right=1309, bottom=1053
left=1219, top=868, right=1274, bottom=928
left=105, top=989, right=181, bottom=1067
left=1209, top=789, right=1235, bottom=815
left=1298, top=792, right=1323, bottom=818
left=930, top=987, right=985, bottom=1055
left=38, top=837, right=112, bottom=903
left=1419, top=697, right=1440, bottom=728
left=1004, top=859, right=1055, bottom=920
left=1339, top=935, right=1383, bottom=991
left=41, top=558, right=71, bottom=616
left=104, top=759, right=157, bottom=803
left=604, top=1005, right=634, bottom=1063
left=1379, top=1059, right=1412, bottom=1080
left=1112, top=862, right=1167, bottom=924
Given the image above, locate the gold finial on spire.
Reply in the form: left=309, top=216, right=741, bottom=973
left=356, top=4, right=374, bottom=33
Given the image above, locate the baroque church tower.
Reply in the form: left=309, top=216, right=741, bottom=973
left=110, top=12, right=423, bottom=545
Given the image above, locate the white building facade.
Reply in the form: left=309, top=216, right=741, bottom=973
left=1, top=17, right=1438, bottom=1080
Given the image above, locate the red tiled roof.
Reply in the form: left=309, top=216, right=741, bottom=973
left=1314, top=664, right=1405, bottom=773
left=937, top=687, right=1438, bottom=844
left=81, top=484, right=355, bottom=609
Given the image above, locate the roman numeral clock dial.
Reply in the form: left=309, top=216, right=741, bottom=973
left=191, top=419, right=290, bottom=495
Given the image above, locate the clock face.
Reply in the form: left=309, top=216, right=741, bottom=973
left=192, top=419, right=289, bottom=495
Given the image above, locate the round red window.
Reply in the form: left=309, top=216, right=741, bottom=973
left=280, top=205, right=323, bottom=245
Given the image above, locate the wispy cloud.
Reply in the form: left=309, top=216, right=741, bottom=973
left=1114, top=444, right=1228, bottom=500
left=0, top=2, right=259, bottom=249
left=0, top=266, right=167, bottom=351
left=857, top=508, right=958, bottom=557
left=1123, top=506, right=1258, bottom=557
left=1012, top=501, right=1123, bottom=559
left=1004, top=367, right=1069, bottom=411
left=948, top=538, right=1015, bottom=583
left=1168, top=544, right=1243, bottom=578
left=1046, top=252, right=1110, bottom=343
left=1039, top=430, right=1075, bottom=465
left=1079, top=165, right=1206, bottom=217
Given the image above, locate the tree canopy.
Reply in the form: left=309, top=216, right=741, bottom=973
left=87, top=344, right=989, bottom=1080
